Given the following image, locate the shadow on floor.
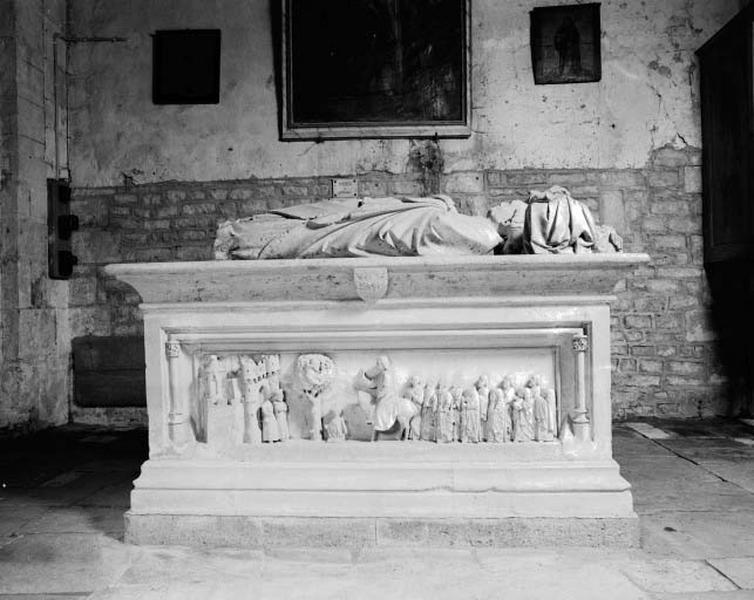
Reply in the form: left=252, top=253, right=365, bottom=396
left=0, top=425, right=147, bottom=542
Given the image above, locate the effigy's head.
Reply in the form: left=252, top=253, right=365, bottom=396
left=475, top=375, right=489, bottom=388
left=501, top=375, right=513, bottom=389
left=527, top=374, right=543, bottom=387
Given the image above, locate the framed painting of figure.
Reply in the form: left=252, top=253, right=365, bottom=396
left=530, top=3, right=601, bottom=85
left=280, top=0, right=471, bottom=140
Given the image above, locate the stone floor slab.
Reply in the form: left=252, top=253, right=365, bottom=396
left=1, top=471, right=135, bottom=509
left=697, top=460, right=754, bottom=494
left=656, top=438, right=754, bottom=463
left=618, top=558, right=738, bottom=593
left=0, top=502, right=50, bottom=539
left=17, top=506, right=125, bottom=536
left=0, top=595, right=90, bottom=599
left=650, top=593, right=754, bottom=600
left=630, top=481, right=753, bottom=514
left=639, top=511, right=754, bottom=559
left=624, top=423, right=674, bottom=440
left=91, top=544, right=652, bottom=600
left=612, top=432, right=678, bottom=458
left=708, top=557, right=754, bottom=589
left=0, top=533, right=137, bottom=594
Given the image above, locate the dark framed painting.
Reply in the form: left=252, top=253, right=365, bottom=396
left=281, top=0, right=471, bottom=140
left=530, top=3, right=601, bottom=85
left=152, top=30, right=222, bottom=104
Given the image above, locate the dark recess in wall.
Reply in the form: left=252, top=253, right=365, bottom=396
left=72, top=336, right=146, bottom=407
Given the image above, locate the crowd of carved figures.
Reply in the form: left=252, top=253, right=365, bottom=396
left=355, top=355, right=558, bottom=443
left=198, top=352, right=557, bottom=444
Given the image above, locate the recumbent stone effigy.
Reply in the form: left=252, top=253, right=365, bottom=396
left=107, top=187, right=648, bottom=547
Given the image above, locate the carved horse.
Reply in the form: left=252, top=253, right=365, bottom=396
left=354, top=358, right=419, bottom=441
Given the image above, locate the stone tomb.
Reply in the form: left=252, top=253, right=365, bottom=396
left=106, top=253, right=649, bottom=547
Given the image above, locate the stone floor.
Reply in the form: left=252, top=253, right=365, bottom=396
left=1, top=419, right=754, bottom=599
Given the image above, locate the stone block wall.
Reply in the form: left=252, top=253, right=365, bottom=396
left=0, top=0, right=71, bottom=431
left=69, top=143, right=723, bottom=421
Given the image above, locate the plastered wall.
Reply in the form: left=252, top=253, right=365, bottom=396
left=68, top=0, right=739, bottom=185
left=63, top=0, right=744, bottom=423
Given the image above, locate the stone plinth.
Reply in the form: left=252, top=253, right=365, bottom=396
left=106, top=254, right=649, bottom=548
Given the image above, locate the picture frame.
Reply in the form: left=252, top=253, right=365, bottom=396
left=280, top=0, right=471, bottom=141
left=152, top=29, right=222, bottom=104
left=530, top=3, right=601, bottom=85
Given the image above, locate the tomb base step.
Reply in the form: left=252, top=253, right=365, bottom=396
left=125, top=514, right=638, bottom=548
left=126, top=454, right=638, bottom=547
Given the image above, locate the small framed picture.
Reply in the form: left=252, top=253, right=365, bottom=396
left=152, top=29, right=222, bottom=104
left=530, top=3, right=601, bottom=85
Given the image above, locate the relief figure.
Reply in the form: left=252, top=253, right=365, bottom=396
left=513, top=386, right=534, bottom=442
left=354, top=355, right=416, bottom=441
left=546, top=388, right=558, bottom=438
left=260, top=400, right=280, bottom=443
left=296, top=354, right=335, bottom=441
left=435, top=382, right=454, bottom=444
left=499, top=376, right=516, bottom=442
left=324, top=411, right=348, bottom=442
left=529, top=375, right=554, bottom=442
left=460, top=387, right=482, bottom=443
left=420, top=382, right=437, bottom=442
left=273, top=394, right=289, bottom=442
left=201, top=355, right=227, bottom=406
left=475, top=376, right=490, bottom=441
left=450, top=386, right=463, bottom=442
left=404, top=375, right=425, bottom=441
left=486, top=386, right=509, bottom=443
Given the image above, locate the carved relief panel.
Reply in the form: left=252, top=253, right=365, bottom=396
left=185, top=346, right=574, bottom=450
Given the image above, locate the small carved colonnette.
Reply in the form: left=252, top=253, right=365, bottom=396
left=197, top=352, right=558, bottom=445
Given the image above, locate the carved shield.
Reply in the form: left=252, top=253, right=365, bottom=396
left=353, top=267, right=388, bottom=303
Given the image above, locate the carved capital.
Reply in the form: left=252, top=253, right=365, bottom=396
left=572, top=333, right=589, bottom=353
left=165, top=340, right=181, bottom=359
left=353, top=267, right=388, bottom=303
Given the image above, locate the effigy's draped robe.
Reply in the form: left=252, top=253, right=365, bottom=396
left=523, top=186, right=597, bottom=254
left=215, top=196, right=502, bottom=260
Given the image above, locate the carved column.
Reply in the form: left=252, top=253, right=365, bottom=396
left=165, top=336, right=187, bottom=446
left=571, top=332, right=591, bottom=442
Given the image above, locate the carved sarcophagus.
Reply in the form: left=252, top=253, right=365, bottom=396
left=107, top=253, right=649, bottom=547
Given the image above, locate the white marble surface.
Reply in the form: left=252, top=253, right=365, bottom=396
left=105, top=253, right=649, bottom=304
left=106, top=254, right=650, bottom=546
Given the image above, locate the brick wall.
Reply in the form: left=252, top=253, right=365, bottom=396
left=70, top=144, right=723, bottom=421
